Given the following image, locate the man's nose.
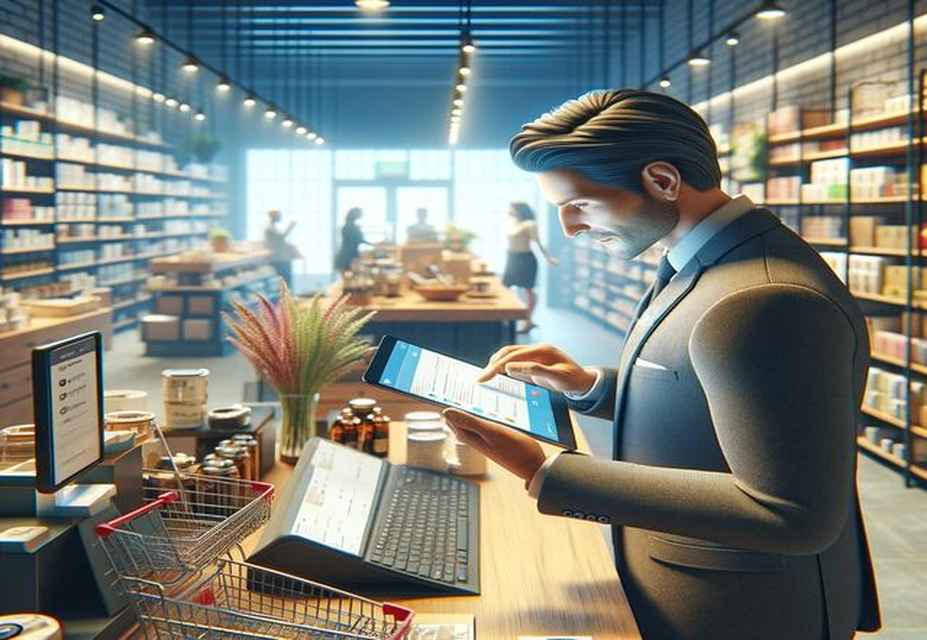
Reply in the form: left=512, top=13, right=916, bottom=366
left=559, top=205, right=587, bottom=238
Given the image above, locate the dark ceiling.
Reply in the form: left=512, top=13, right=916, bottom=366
left=140, top=1, right=658, bottom=146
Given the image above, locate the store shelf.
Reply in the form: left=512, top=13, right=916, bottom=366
left=56, top=260, right=98, bottom=271
left=0, top=218, right=55, bottom=226
left=0, top=185, right=54, bottom=194
left=850, top=139, right=924, bottom=158
left=113, top=316, right=140, bottom=330
left=870, top=351, right=927, bottom=377
left=0, top=148, right=54, bottom=161
left=767, top=110, right=923, bottom=145
left=0, top=245, right=55, bottom=255
left=113, top=295, right=152, bottom=310
left=57, top=185, right=137, bottom=194
left=911, top=465, right=927, bottom=481
left=857, top=436, right=906, bottom=468
left=95, top=217, right=135, bottom=223
left=1, top=267, right=55, bottom=280
left=99, top=274, right=147, bottom=287
left=57, top=236, right=102, bottom=244
left=768, top=148, right=849, bottom=165
left=850, top=245, right=910, bottom=256
left=853, top=291, right=927, bottom=309
left=861, top=404, right=906, bottom=429
left=0, top=102, right=53, bottom=120
left=803, top=236, right=847, bottom=246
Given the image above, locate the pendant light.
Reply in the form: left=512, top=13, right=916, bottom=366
left=217, top=77, right=232, bottom=92
left=181, top=55, right=199, bottom=73
left=687, top=50, right=711, bottom=66
left=135, top=25, right=155, bottom=45
left=265, top=105, right=277, bottom=119
left=659, top=77, right=672, bottom=88
left=725, top=31, right=740, bottom=46
left=90, top=5, right=105, bottom=21
left=755, top=1, right=787, bottom=19
left=165, top=97, right=179, bottom=108
left=194, top=109, right=206, bottom=121
left=243, top=94, right=256, bottom=107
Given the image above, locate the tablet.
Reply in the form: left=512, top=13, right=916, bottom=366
left=363, top=336, right=576, bottom=449
left=32, top=331, right=105, bottom=493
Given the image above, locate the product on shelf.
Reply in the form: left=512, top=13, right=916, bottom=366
left=801, top=216, right=844, bottom=241
left=1, top=120, right=52, bottom=158
left=848, top=216, right=885, bottom=246
left=850, top=166, right=912, bottom=200
left=56, top=191, right=96, bottom=220
left=766, top=176, right=801, bottom=201
left=0, top=287, right=28, bottom=332
left=865, top=366, right=925, bottom=421
left=1, top=158, right=53, bottom=190
left=2, top=229, right=54, bottom=252
left=766, top=106, right=831, bottom=136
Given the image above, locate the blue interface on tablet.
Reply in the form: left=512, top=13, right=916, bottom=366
left=378, top=340, right=558, bottom=441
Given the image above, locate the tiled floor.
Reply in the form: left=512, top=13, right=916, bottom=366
left=105, top=300, right=927, bottom=637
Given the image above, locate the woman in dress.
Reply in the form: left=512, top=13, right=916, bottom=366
left=334, top=207, right=369, bottom=273
left=502, top=202, right=557, bottom=333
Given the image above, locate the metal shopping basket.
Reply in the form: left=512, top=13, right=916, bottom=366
left=116, top=558, right=413, bottom=640
left=96, top=472, right=274, bottom=587
left=96, top=491, right=414, bottom=640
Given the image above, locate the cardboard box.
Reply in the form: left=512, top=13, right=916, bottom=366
left=849, top=217, right=882, bottom=247
left=182, top=318, right=213, bottom=341
left=187, top=295, right=215, bottom=315
left=440, top=252, right=472, bottom=284
left=141, top=314, right=180, bottom=341
left=155, top=295, right=183, bottom=315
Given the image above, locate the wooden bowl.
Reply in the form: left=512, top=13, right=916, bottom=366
left=413, top=284, right=471, bottom=302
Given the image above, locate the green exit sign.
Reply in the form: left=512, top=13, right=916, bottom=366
left=375, top=160, right=409, bottom=179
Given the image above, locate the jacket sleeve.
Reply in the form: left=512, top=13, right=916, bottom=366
left=565, top=367, right=619, bottom=421
left=537, top=284, right=860, bottom=555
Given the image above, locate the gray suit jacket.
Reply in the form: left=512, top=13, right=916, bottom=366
left=539, top=209, right=880, bottom=640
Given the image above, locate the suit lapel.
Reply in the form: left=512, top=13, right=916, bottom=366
left=611, top=261, right=702, bottom=459
left=610, top=208, right=783, bottom=461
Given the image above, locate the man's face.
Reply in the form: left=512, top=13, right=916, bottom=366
left=537, top=168, right=679, bottom=260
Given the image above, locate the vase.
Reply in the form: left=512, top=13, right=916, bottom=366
left=278, top=392, right=320, bottom=464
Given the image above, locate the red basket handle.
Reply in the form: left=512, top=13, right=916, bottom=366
left=383, top=603, right=415, bottom=638
left=95, top=491, right=180, bottom=538
left=250, top=480, right=275, bottom=501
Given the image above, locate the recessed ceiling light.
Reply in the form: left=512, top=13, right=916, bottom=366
left=296, top=126, right=307, bottom=135
left=194, top=110, right=206, bottom=121
left=307, top=132, right=318, bottom=140
left=152, top=92, right=165, bottom=102
left=659, top=77, right=671, bottom=88
left=725, top=31, right=740, bottom=46
left=356, top=0, right=390, bottom=12
left=459, top=66, right=471, bottom=76
left=243, top=95, right=256, bottom=107
left=314, top=137, right=325, bottom=145
left=216, top=77, right=231, bottom=92
left=165, top=97, right=178, bottom=108
left=179, top=102, right=191, bottom=112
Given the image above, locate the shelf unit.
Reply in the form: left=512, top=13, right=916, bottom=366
left=1, top=95, right=228, bottom=331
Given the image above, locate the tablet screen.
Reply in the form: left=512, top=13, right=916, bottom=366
left=377, top=339, right=560, bottom=442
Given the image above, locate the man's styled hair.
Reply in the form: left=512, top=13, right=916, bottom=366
left=510, top=90, right=721, bottom=193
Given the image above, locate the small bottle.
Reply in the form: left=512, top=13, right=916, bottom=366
left=329, top=409, right=350, bottom=444
left=359, top=409, right=377, bottom=454
left=373, top=412, right=390, bottom=458
left=343, top=416, right=360, bottom=448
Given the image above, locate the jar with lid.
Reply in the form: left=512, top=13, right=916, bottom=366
left=343, top=417, right=360, bottom=448
left=329, top=408, right=353, bottom=445
left=374, top=413, right=391, bottom=457
left=358, top=409, right=378, bottom=455
left=197, top=460, right=239, bottom=516
left=231, top=434, right=260, bottom=481
left=216, top=443, right=252, bottom=485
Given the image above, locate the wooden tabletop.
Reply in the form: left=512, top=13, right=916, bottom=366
left=321, top=278, right=528, bottom=323
left=251, top=421, right=640, bottom=639
left=0, top=306, right=111, bottom=341
left=149, top=247, right=270, bottom=274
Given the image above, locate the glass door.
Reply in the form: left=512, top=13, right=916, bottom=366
left=335, top=186, right=390, bottom=244
left=395, top=186, right=450, bottom=243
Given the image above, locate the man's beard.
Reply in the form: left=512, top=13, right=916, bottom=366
left=596, top=197, right=679, bottom=260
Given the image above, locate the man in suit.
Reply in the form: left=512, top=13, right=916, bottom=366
left=442, top=90, right=880, bottom=639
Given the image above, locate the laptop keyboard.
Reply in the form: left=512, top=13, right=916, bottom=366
left=368, top=467, right=476, bottom=586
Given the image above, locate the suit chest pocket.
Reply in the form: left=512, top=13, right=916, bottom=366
left=630, top=361, right=679, bottom=383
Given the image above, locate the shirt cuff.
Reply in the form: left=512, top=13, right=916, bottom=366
left=527, top=454, right=560, bottom=499
left=563, top=368, right=604, bottom=401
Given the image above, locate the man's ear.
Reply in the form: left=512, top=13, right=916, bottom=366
left=640, top=162, right=681, bottom=202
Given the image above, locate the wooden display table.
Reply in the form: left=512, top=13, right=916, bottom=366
left=248, top=421, right=640, bottom=639
left=143, top=248, right=279, bottom=357
left=0, top=307, right=112, bottom=426
left=320, top=277, right=527, bottom=363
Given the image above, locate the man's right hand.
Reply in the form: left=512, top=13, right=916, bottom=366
left=477, top=344, right=597, bottom=395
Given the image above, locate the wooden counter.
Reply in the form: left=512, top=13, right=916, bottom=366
left=249, top=421, right=640, bottom=639
left=319, top=278, right=528, bottom=363
left=0, top=307, right=112, bottom=426
left=149, top=248, right=271, bottom=275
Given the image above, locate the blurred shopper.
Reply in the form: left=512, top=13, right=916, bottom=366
left=406, top=207, right=439, bottom=243
left=334, top=207, right=369, bottom=273
left=502, top=202, right=558, bottom=333
left=264, top=209, right=299, bottom=288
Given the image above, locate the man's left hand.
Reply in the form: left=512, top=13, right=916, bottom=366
left=442, top=408, right=547, bottom=486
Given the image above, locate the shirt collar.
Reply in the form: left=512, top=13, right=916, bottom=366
left=665, top=194, right=755, bottom=271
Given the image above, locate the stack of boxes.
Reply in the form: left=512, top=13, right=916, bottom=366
left=850, top=166, right=912, bottom=200
left=1, top=198, right=53, bottom=223
left=865, top=366, right=925, bottom=422
left=765, top=176, right=801, bottom=201
left=1, top=120, right=52, bottom=158
left=801, top=158, right=849, bottom=202
left=0, top=158, right=54, bottom=190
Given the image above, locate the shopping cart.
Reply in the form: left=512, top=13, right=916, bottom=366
left=96, top=484, right=414, bottom=639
